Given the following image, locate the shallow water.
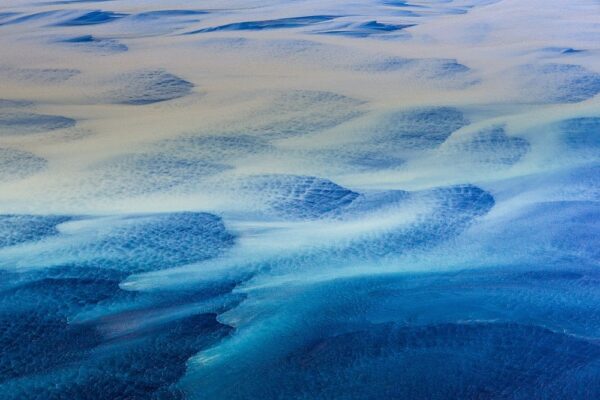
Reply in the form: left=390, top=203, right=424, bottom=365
left=0, top=0, right=599, bottom=398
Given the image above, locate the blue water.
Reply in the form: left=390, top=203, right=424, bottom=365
left=106, top=69, right=194, bottom=105
left=59, top=35, right=128, bottom=53
left=186, top=16, right=340, bottom=34
left=0, top=112, right=76, bottom=135
left=316, top=21, right=415, bottom=37
left=53, top=10, right=127, bottom=26
left=0, top=0, right=599, bottom=398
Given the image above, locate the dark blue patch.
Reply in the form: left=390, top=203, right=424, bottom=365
left=0, top=250, right=237, bottom=397
left=77, top=212, right=235, bottom=273
left=560, top=117, right=600, bottom=150
left=132, top=10, right=208, bottom=20
left=0, top=99, right=31, bottom=108
left=345, top=151, right=406, bottom=170
left=356, top=57, right=474, bottom=87
left=185, top=15, right=338, bottom=34
left=1, top=212, right=236, bottom=273
left=288, top=322, right=600, bottom=398
left=336, top=189, right=411, bottom=216
left=301, top=184, right=494, bottom=257
left=436, top=59, right=471, bottom=75
left=0, top=311, right=102, bottom=382
left=53, top=10, right=127, bottom=26
left=59, top=35, right=128, bottom=53
left=455, top=125, right=530, bottom=165
left=199, top=319, right=600, bottom=399
left=0, top=148, right=47, bottom=182
left=519, top=270, right=584, bottom=281
left=370, top=184, right=494, bottom=254
left=317, top=20, right=415, bottom=37
left=68, top=313, right=230, bottom=400
left=0, top=215, right=71, bottom=248
left=515, top=201, right=600, bottom=262
left=240, top=177, right=493, bottom=253
left=562, top=48, right=585, bottom=54
left=542, top=47, right=586, bottom=55
left=373, top=107, right=469, bottom=150
left=360, top=57, right=471, bottom=78
left=0, top=13, right=19, bottom=22
left=0, top=210, right=239, bottom=398
left=0, top=274, right=122, bottom=326
left=0, top=112, right=76, bottom=135
left=61, top=35, right=96, bottom=43
left=429, top=184, right=496, bottom=217
left=2, top=313, right=231, bottom=399
left=0, top=280, right=233, bottom=398
left=109, top=69, right=193, bottom=105
left=381, top=0, right=415, bottom=6
left=520, top=63, right=600, bottom=103
left=244, top=175, right=360, bottom=220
